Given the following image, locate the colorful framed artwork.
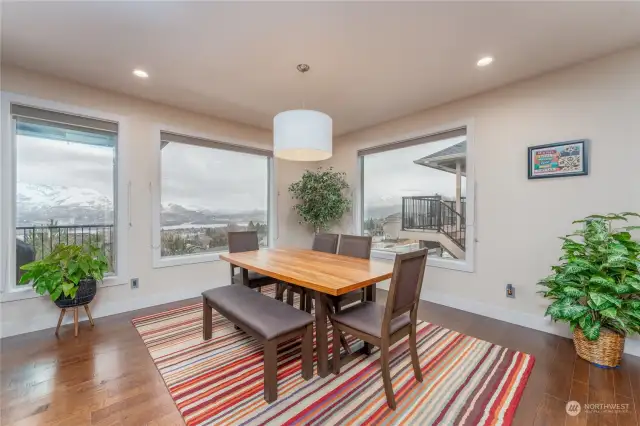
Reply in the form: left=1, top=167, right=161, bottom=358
left=528, top=139, right=589, bottom=179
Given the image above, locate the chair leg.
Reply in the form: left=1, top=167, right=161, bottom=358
left=286, top=288, right=294, bottom=306
left=73, top=307, right=79, bottom=337
left=84, top=304, right=95, bottom=327
left=264, top=340, right=278, bottom=403
left=329, top=299, right=352, bottom=355
left=305, top=292, right=313, bottom=313
left=55, top=308, right=66, bottom=336
left=301, top=324, right=313, bottom=380
left=299, top=290, right=306, bottom=311
left=275, top=283, right=285, bottom=301
left=203, top=298, right=212, bottom=340
left=332, top=324, right=341, bottom=374
left=380, top=341, right=396, bottom=410
left=409, top=324, right=423, bottom=382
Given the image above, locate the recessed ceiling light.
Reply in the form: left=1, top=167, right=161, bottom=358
left=476, top=57, right=494, bottom=67
left=133, top=69, right=149, bottom=78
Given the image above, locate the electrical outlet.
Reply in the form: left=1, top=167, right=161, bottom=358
left=131, top=278, right=139, bottom=289
left=506, top=284, right=515, bottom=298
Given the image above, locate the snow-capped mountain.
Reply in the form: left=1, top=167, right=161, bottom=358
left=15, top=182, right=267, bottom=227
left=17, top=182, right=113, bottom=226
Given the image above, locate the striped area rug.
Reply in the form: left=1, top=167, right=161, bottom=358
left=132, top=288, right=535, bottom=426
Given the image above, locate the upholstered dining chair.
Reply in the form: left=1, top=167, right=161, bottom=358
left=331, top=248, right=428, bottom=410
left=228, top=231, right=278, bottom=292
left=279, top=233, right=340, bottom=312
left=312, top=233, right=340, bottom=254
left=332, top=234, right=373, bottom=313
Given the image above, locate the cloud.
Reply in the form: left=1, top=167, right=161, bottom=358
left=363, top=136, right=466, bottom=207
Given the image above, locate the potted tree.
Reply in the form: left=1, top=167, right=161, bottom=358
left=20, top=244, right=109, bottom=335
left=288, top=167, right=351, bottom=233
left=539, top=213, right=640, bottom=367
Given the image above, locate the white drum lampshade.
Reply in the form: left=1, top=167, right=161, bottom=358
left=273, top=109, right=332, bottom=161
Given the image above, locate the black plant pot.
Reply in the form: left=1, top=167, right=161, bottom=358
left=54, top=279, right=97, bottom=309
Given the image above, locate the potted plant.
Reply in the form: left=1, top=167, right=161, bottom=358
left=20, top=244, right=109, bottom=308
left=288, top=167, right=351, bottom=233
left=539, top=213, right=640, bottom=367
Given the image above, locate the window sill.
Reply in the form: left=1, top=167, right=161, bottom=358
left=153, top=252, right=223, bottom=269
left=370, top=249, right=474, bottom=272
left=0, top=276, right=127, bottom=303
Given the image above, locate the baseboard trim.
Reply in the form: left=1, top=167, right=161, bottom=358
left=420, top=289, right=640, bottom=358
left=4, top=285, right=640, bottom=358
left=0, top=286, right=212, bottom=339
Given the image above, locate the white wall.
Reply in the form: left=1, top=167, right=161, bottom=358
left=324, top=47, right=640, bottom=356
left=0, top=65, right=314, bottom=338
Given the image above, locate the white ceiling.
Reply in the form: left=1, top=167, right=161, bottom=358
left=2, top=2, right=640, bottom=135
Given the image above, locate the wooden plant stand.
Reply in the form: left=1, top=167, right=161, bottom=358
left=55, top=304, right=95, bottom=337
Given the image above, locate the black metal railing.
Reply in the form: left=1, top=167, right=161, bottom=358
left=438, top=202, right=466, bottom=250
left=16, top=224, right=115, bottom=269
left=401, top=196, right=466, bottom=250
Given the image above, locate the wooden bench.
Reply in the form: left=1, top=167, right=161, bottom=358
left=202, top=284, right=314, bottom=403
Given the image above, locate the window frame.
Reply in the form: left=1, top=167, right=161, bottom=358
left=151, top=125, right=275, bottom=269
left=355, top=118, right=476, bottom=273
left=0, top=92, right=130, bottom=302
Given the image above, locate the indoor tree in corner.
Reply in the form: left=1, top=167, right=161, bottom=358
left=288, top=167, right=351, bottom=233
left=538, top=213, right=640, bottom=367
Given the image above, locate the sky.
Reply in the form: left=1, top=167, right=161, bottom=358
left=17, top=133, right=465, bottom=215
left=161, top=142, right=269, bottom=212
left=17, top=135, right=115, bottom=201
left=363, top=135, right=467, bottom=208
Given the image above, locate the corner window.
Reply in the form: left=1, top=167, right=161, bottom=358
left=154, top=131, right=272, bottom=266
left=358, top=125, right=475, bottom=271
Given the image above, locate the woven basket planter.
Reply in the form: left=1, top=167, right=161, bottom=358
left=573, top=327, right=625, bottom=368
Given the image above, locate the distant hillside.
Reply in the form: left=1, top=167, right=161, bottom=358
left=16, top=182, right=266, bottom=227
left=363, top=204, right=402, bottom=220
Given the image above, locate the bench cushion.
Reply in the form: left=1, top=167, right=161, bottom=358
left=332, top=301, right=411, bottom=338
left=203, top=285, right=313, bottom=340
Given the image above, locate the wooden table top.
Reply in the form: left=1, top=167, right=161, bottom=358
left=219, top=248, right=393, bottom=296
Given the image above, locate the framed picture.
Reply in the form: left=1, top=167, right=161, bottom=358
left=528, top=139, right=589, bottom=179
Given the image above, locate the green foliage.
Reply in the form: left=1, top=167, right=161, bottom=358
left=19, top=244, right=109, bottom=301
left=539, top=213, right=640, bottom=341
left=288, top=167, right=351, bottom=231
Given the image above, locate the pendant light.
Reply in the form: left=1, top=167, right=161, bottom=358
left=273, top=64, right=332, bottom=161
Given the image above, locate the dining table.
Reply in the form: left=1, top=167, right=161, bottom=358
left=219, top=247, right=394, bottom=378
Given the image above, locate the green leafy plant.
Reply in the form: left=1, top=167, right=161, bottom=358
left=20, top=244, right=109, bottom=301
left=288, top=167, right=351, bottom=232
left=539, top=213, right=640, bottom=341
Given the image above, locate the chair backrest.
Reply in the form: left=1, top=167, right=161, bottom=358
left=383, top=249, right=428, bottom=329
left=228, top=231, right=259, bottom=253
left=312, top=233, right=339, bottom=254
left=337, top=235, right=372, bottom=259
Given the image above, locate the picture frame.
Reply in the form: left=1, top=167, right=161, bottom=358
left=528, top=139, right=589, bottom=179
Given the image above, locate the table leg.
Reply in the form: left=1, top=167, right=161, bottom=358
left=361, top=283, right=377, bottom=355
left=315, top=291, right=329, bottom=378
left=365, top=283, right=377, bottom=302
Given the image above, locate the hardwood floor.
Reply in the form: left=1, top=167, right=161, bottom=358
left=1, top=292, right=639, bottom=425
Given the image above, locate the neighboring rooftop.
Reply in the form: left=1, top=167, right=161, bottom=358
left=414, top=141, right=466, bottom=175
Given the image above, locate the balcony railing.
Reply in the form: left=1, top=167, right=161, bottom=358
left=401, top=196, right=466, bottom=250
left=16, top=224, right=115, bottom=271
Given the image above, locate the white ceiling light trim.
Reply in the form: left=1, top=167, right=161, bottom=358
left=273, top=64, right=332, bottom=161
left=476, top=56, right=494, bottom=67
left=133, top=68, right=149, bottom=78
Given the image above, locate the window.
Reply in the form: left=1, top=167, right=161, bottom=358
left=358, top=125, right=474, bottom=269
left=155, top=131, right=272, bottom=265
left=8, top=103, right=118, bottom=289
